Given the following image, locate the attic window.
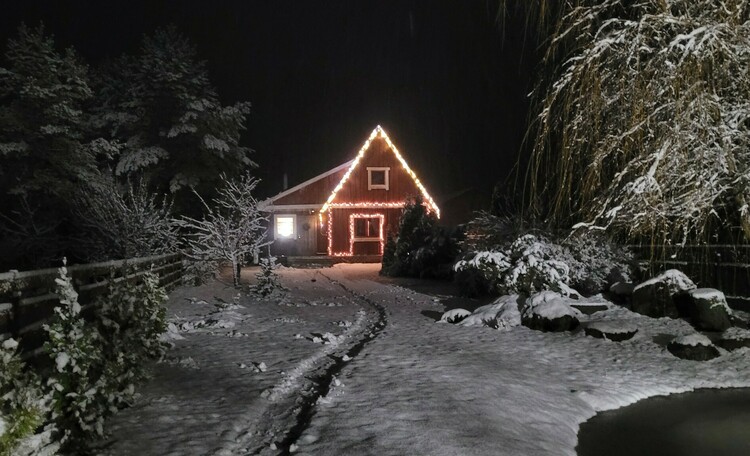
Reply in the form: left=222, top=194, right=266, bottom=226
left=367, top=167, right=390, bottom=190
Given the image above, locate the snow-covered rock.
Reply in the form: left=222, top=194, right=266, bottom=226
left=685, top=288, right=732, bottom=332
left=609, top=281, right=635, bottom=297
left=717, top=327, right=750, bottom=351
left=458, top=295, right=521, bottom=330
left=667, top=333, right=720, bottom=361
left=521, top=291, right=582, bottom=332
left=584, top=321, right=638, bottom=341
left=632, top=269, right=696, bottom=318
left=439, top=308, right=471, bottom=324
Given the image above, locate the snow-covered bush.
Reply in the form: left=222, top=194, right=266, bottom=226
left=94, top=270, right=168, bottom=407
left=455, top=235, right=572, bottom=297
left=253, top=256, right=284, bottom=297
left=500, top=234, right=570, bottom=295
left=454, top=250, right=509, bottom=297
left=562, top=232, right=633, bottom=295
left=177, top=173, right=269, bottom=287
left=0, top=339, right=49, bottom=455
left=43, top=262, right=110, bottom=450
left=182, top=258, right=220, bottom=286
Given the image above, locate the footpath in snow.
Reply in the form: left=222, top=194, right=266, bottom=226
left=101, top=264, right=750, bottom=456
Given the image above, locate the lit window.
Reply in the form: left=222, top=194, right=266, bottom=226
left=275, top=214, right=296, bottom=238
left=367, top=167, right=390, bottom=190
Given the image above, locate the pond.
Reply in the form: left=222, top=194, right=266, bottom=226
left=577, top=388, right=750, bottom=456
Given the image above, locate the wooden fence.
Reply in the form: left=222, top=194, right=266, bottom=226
left=0, top=253, right=182, bottom=362
left=631, top=245, right=750, bottom=311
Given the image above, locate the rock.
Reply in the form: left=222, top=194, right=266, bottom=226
left=609, top=281, right=635, bottom=297
left=632, top=270, right=696, bottom=318
left=458, top=295, right=522, bottom=330
left=439, top=308, right=471, bottom=324
left=667, top=334, right=720, bottom=361
left=522, top=291, right=581, bottom=332
left=717, top=327, right=750, bottom=351
left=584, top=321, right=638, bottom=341
left=685, top=288, right=732, bottom=332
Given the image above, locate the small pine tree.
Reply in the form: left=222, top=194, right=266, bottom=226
left=253, top=256, right=284, bottom=297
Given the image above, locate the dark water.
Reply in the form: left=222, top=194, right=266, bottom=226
left=577, top=388, right=750, bottom=456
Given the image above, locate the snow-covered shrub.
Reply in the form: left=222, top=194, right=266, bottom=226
left=0, top=339, right=49, bottom=455
left=43, top=262, right=110, bottom=450
left=562, top=232, right=633, bottom=295
left=253, top=256, right=284, bottom=297
left=94, top=270, right=168, bottom=407
left=454, top=250, right=510, bottom=297
left=500, top=234, right=571, bottom=295
left=182, top=258, right=220, bottom=286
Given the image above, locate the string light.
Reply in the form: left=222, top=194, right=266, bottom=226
left=320, top=126, right=441, bottom=218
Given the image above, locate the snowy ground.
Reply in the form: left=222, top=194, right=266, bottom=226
left=99, top=264, right=750, bottom=456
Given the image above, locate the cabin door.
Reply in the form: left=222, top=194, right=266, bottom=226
left=350, top=214, right=384, bottom=256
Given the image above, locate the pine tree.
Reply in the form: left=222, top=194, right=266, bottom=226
left=91, top=26, right=255, bottom=216
left=253, top=256, right=284, bottom=297
left=0, top=24, right=97, bottom=268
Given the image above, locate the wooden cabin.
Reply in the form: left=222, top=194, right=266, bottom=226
left=260, top=126, right=440, bottom=259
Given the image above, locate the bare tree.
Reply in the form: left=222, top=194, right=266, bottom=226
left=177, top=173, right=269, bottom=286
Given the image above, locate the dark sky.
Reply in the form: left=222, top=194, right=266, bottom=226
left=0, top=1, right=538, bottom=207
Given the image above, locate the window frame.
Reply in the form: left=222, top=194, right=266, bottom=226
left=274, top=213, right=297, bottom=239
left=367, top=167, right=390, bottom=190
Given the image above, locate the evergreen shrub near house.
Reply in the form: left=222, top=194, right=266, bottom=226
left=380, top=196, right=462, bottom=279
left=253, top=256, right=285, bottom=297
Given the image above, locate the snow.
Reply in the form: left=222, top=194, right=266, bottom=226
left=634, top=269, right=697, bottom=295
left=586, top=321, right=637, bottom=334
left=672, top=333, right=713, bottom=347
left=2, top=338, right=18, bottom=350
left=523, top=291, right=582, bottom=319
left=99, top=264, right=750, bottom=456
left=439, top=308, right=471, bottom=324
left=721, top=327, right=750, bottom=341
left=688, top=288, right=732, bottom=313
left=458, top=295, right=521, bottom=329
left=55, top=352, right=70, bottom=372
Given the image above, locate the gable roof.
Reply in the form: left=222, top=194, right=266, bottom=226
left=259, top=160, right=353, bottom=210
left=321, top=125, right=441, bottom=218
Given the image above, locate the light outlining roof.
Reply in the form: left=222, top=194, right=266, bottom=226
left=320, top=125, right=441, bottom=218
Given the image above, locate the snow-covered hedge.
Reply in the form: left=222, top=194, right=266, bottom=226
left=455, top=232, right=632, bottom=297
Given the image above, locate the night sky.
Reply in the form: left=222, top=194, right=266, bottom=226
left=0, top=1, right=538, bottom=210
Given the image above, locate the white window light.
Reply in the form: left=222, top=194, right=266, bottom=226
left=367, top=167, right=390, bottom=190
left=275, top=214, right=296, bottom=239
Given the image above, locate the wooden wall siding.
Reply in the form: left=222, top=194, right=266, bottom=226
left=274, top=168, right=349, bottom=205
left=329, top=137, right=422, bottom=205
left=270, top=212, right=320, bottom=256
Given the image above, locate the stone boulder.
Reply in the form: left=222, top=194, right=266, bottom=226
left=632, top=270, right=696, bottom=318
left=584, top=321, right=638, bottom=342
left=667, top=334, right=720, bottom=361
left=717, top=327, right=750, bottom=351
left=522, top=291, right=582, bottom=332
left=458, top=295, right=522, bottom=330
left=684, top=288, right=732, bottom=332
left=439, top=308, right=471, bottom=324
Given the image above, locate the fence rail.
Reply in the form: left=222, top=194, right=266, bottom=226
left=0, top=253, right=182, bottom=361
